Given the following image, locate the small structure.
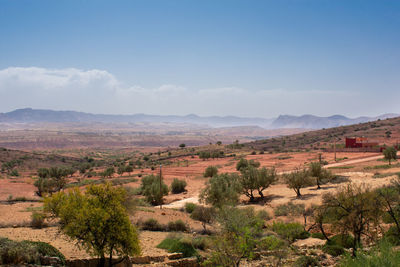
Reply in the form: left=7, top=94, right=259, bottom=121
left=345, top=137, right=379, bottom=148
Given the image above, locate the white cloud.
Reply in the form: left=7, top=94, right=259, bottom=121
left=0, top=66, right=395, bottom=117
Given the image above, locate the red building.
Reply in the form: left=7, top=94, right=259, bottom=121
left=345, top=137, right=379, bottom=148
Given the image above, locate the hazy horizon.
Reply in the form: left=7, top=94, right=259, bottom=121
left=1, top=1, right=399, bottom=117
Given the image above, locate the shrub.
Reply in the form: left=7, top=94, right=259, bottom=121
left=294, top=255, right=320, bottom=267
left=328, top=234, right=354, bottom=249
left=141, top=218, right=165, bottom=231
left=204, top=166, right=218, bottom=178
left=271, top=222, right=310, bottom=242
left=184, top=202, right=197, bottom=214
left=257, top=210, right=271, bottom=221
left=192, top=236, right=211, bottom=250
left=23, top=241, right=66, bottom=264
left=0, top=238, right=65, bottom=265
left=171, top=178, right=187, bottom=194
left=322, top=244, right=345, bottom=257
left=9, top=169, right=19, bottom=177
left=30, top=212, right=46, bottom=229
left=167, top=220, right=188, bottom=232
left=157, top=235, right=197, bottom=257
left=274, top=202, right=305, bottom=217
left=258, top=235, right=286, bottom=251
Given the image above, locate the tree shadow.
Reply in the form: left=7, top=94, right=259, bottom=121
left=242, top=194, right=284, bottom=206
left=291, top=193, right=318, bottom=200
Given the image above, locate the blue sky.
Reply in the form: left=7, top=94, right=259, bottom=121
left=0, top=0, right=399, bottom=117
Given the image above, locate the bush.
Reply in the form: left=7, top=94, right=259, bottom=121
left=322, top=244, right=345, bottom=257
left=0, top=238, right=65, bottom=265
left=171, top=178, right=187, bottom=194
left=23, top=241, right=66, bottom=264
left=167, top=220, right=188, bottom=232
left=294, top=255, right=320, bottom=267
left=192, top=236, right=211, bottom=250
left=328, top=234, right=354, bottom=249
left=10, top=169, right=19, bottom=177
left=258, top=235, right=286, bottom=251
left=257, top=210, right=271, bottom=221
left=184, top=202, right=197, bottom=214
left=157, top=235, right=197, bottom=257
left=141, top=218, right=165, bottom=231
left=271, top=222, right=310, bottom=242
left=30, top=212, right=46, bottom=229
left=204, top=166, right=218, bottom=177
left=274, top=202, right=305, bottom=217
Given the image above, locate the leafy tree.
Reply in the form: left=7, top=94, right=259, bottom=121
left=283, top=168, right=313, bottom=198
left=190, top=205, right=216, bottom=232
left=200, top=173, right=242, bottom=208
left=125, top=165, right=133, bottom=175
left=44, top=183, right=140, bottom=267
left=204, top=207, right=264, bottom=267
left=376, top=178, right=400, bottom=237
left=239, top=166, right=276, bottom=201
left=309, top=162, right=333, bottom=189
left=117, top=165, right=126, bottom=176
left=140, top=175, right=169, bottom=205
left=383, top=146, right=397, bottom=165
left=236, top=158, right=260, bottom=171
left=102, top=167, right=115, bottom=178
left=204, top=165, right=218, bottom=178
left=34, top=167, right=69, bottom=196
left=179, top=143, right=186, bottom=148
left=321, top=183, right=382, bottom=255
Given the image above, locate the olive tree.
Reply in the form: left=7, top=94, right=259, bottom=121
left=283, top=168, right=313, bottom=198
left=44, top=183, right=140, bottom=267
left=200, top=173, right=242, bottom=208
left=239, top=166, right=276, bottom=201
left=383, top=146, right=397, bottom=165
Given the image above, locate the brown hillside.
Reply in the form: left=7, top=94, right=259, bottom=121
left=246, top=116, right=400, bottom=152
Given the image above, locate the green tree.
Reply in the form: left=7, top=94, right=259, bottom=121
left=44, top=183, right=140, bottom=267
left=236, top=158, right=261, bottom=171
left=200, top=173, right=242, bottom=208
left=190, top=205, right=216, bottom=232
left=383, top=146, right=397, bottom=165
left=239, top=166, right=276, bottom=201
left=117, top=165, right=126, bottom=176
left=140, top=175, right=169, bottom=205
left=309, top=162, right=333, bottom=189
left=321, top=183, right=382, bottom=256
left=284, top=168, right=313, bottom=198
left=34, top=167, right=69, bottom=196
left=102, top=167, right=115, bottom=178
left=179, top=143, right=186, bottom=148
left=204, top=207, right=264, bottom=267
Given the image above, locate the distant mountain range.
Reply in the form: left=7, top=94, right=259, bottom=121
left=271, top=114, right=399, bottom=129
left=0, top=108, right=398, bottom=130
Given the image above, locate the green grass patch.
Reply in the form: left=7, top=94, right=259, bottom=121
left=157, top=234, right=197, bottom=257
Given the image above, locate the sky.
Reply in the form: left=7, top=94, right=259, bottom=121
left=0, top=0, right=399, bottom=118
